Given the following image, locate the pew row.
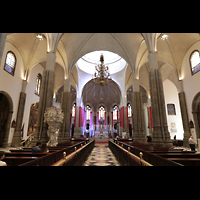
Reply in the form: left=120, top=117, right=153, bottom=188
left=3, top=140, right=89, bottom=166
left=115, top=139, right=200, bottom=166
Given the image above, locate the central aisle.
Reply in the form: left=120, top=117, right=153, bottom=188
left=82, top=138, right=120, bottom=166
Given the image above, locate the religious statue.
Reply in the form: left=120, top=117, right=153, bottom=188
left=98, top=117, right=105, bottom=129
left=44, top=107, right=64, bottom=147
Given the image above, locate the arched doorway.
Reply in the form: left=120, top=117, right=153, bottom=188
left=192, top=92, right=200, bottom=139
left=0, top=91, right=13, bottom=147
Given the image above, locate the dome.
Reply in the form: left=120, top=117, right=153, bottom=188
left=76, top=51, right=127, bottom=74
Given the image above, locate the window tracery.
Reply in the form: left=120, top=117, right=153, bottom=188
left=190, top=50, right=200, bottom=75
left=4, top=51, right=16, bottom=76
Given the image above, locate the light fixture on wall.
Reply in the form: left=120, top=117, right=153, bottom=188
left=92, top=54, right=112, bottom=86
left=161, top=33, right=169, bottom=40
left=36, top=33, right=44, bottom=40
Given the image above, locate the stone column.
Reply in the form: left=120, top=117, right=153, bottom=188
left=0, top=33, right=7, bottom=66
left=132, top=79, right=146, bottom=142
left=148, top=51, right=172, bottom=147
left=61, top=78, right=71, bottom=141
left=32, top=52, right=56, bottom=145
left=11, top=80, right=27, bottom=147
left=177, top=80, right=191, bottom=147
left=74, top=97, right=82, bottom=138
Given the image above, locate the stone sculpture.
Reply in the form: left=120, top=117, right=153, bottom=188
left=44, top=107, right=64, bottom=147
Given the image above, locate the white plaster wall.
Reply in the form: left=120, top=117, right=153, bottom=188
left=22, top=64, right=44, bottom=140
left=182, top=41, right=200, bottom=140
left=0, top=42, right=24, bottom=145
left=163, top=79, right=184, bottom=140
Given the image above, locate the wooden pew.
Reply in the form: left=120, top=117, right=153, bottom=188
left=115, top=140, right=200, bottom=166
left=4, top=156, right=37, bottom=166
left=166, top=158, right=200, bottom=166
left=5, top=152, right=48, bottom=157
left=154, top=153, right=200, bottom=158
left=3, top=139, right=91, bottom=166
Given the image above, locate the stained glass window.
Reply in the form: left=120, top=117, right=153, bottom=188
left=113, top=105, right=118, bottom=120
left=72, top=103, right=76, bottom=117
left=190, top=50, right=200, bottom=75
left=86, top=105, right=91, bottom=120
left=35, top=73, right=42, bottom=96
left=4, top=51, right=16, bottom=76
left=127, top=103, right=132, bottom=117
left=99, top=106, right=105, bottom=119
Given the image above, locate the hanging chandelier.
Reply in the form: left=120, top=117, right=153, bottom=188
left=92, top=54, right=112, bottom=86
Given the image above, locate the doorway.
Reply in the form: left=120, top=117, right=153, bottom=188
left=192, top=92, right=200, bottom=139
left=0, top=92, right=13, bottom=147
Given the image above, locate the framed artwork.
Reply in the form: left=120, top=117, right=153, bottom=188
left=167, top=104, right=176, bottom=115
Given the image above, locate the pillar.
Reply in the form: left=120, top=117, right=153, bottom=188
left=0, top=33, right=7, bottom=66
left=62, top=79, right=71, bottom=141
left=120, top=98, right=129, bottom=137
left=32, top=52, right=56, bottom=145
left=132, top=79, right=146, bottom=142
left=74, top=97, right=83, bottom=138
left=11, top=80, right=27, bottom=147
left=148, top=51, right=172, bottom=147
left=178, top=80, right=191, bottom=147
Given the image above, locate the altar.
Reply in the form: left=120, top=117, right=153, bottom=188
left=94, top=117, right=109, bottom=138
left=94, top=130, right=108, bottom=138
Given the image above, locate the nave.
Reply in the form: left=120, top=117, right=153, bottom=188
left=82, top=138, right=120, bottom=166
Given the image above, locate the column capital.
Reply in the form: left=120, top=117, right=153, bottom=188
left=46, top=51, right=56, bottom=71
left=148, top=51, right=159, bottom=70
left=132, top=79, right=140, bottom=92
left=64, top=78, right=71, bottom=92
left=21, top=80, right=28, bottom=93
left=177, top=80, right=184, bottom=93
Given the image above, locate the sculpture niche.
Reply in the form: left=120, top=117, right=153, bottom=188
left=44, top=107, right=64, bottom=147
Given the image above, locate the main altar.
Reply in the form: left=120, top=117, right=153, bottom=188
left=94, top=117, right=109, bottom=138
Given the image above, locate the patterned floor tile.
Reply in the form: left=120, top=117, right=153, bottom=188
left=82, top=146, right=120, bottom=166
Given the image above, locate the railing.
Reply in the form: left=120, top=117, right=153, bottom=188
left=20, top=133, right=34, bottom=147
left=19, top=140, right=94, bottom=166
left=52, top=139, right=94, bottom=166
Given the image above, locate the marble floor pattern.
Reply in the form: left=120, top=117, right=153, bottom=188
left=82, top=146, right=120, bottom=166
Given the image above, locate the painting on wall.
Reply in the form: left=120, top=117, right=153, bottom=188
left=27, top=102, right=39, bottom=136
left=167, top=104, right=176, bottom=115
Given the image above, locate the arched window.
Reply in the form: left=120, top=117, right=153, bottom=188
left=127, top=103, right=132, bottom=117
left=190, top=50, right=200, bottom=75
left=99, top=106, right=105, bottom=119
left=72, top=103, right=76, bottom=117
left=35, top=73, right=42, bottom=96
left=86, top=105, right=91, bottom=120
left=113, top=105, right=118, bottom=120
left=4, top=51, right=16, bottom=76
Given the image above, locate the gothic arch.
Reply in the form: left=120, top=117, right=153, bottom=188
left=0, top=91, right=14, bottom=147
left=192, top=91, right=200, bottom=138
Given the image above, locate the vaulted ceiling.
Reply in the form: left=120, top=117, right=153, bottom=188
left=5, top=33, right=200, bottom=96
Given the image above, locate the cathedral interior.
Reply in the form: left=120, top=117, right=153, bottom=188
left=1, top=33, right=200, bottom=166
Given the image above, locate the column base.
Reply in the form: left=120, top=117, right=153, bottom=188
left=133, top=131, right=146, bottom=142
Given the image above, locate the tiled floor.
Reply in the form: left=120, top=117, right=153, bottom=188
left=82, top=146, right=120, bottom=166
